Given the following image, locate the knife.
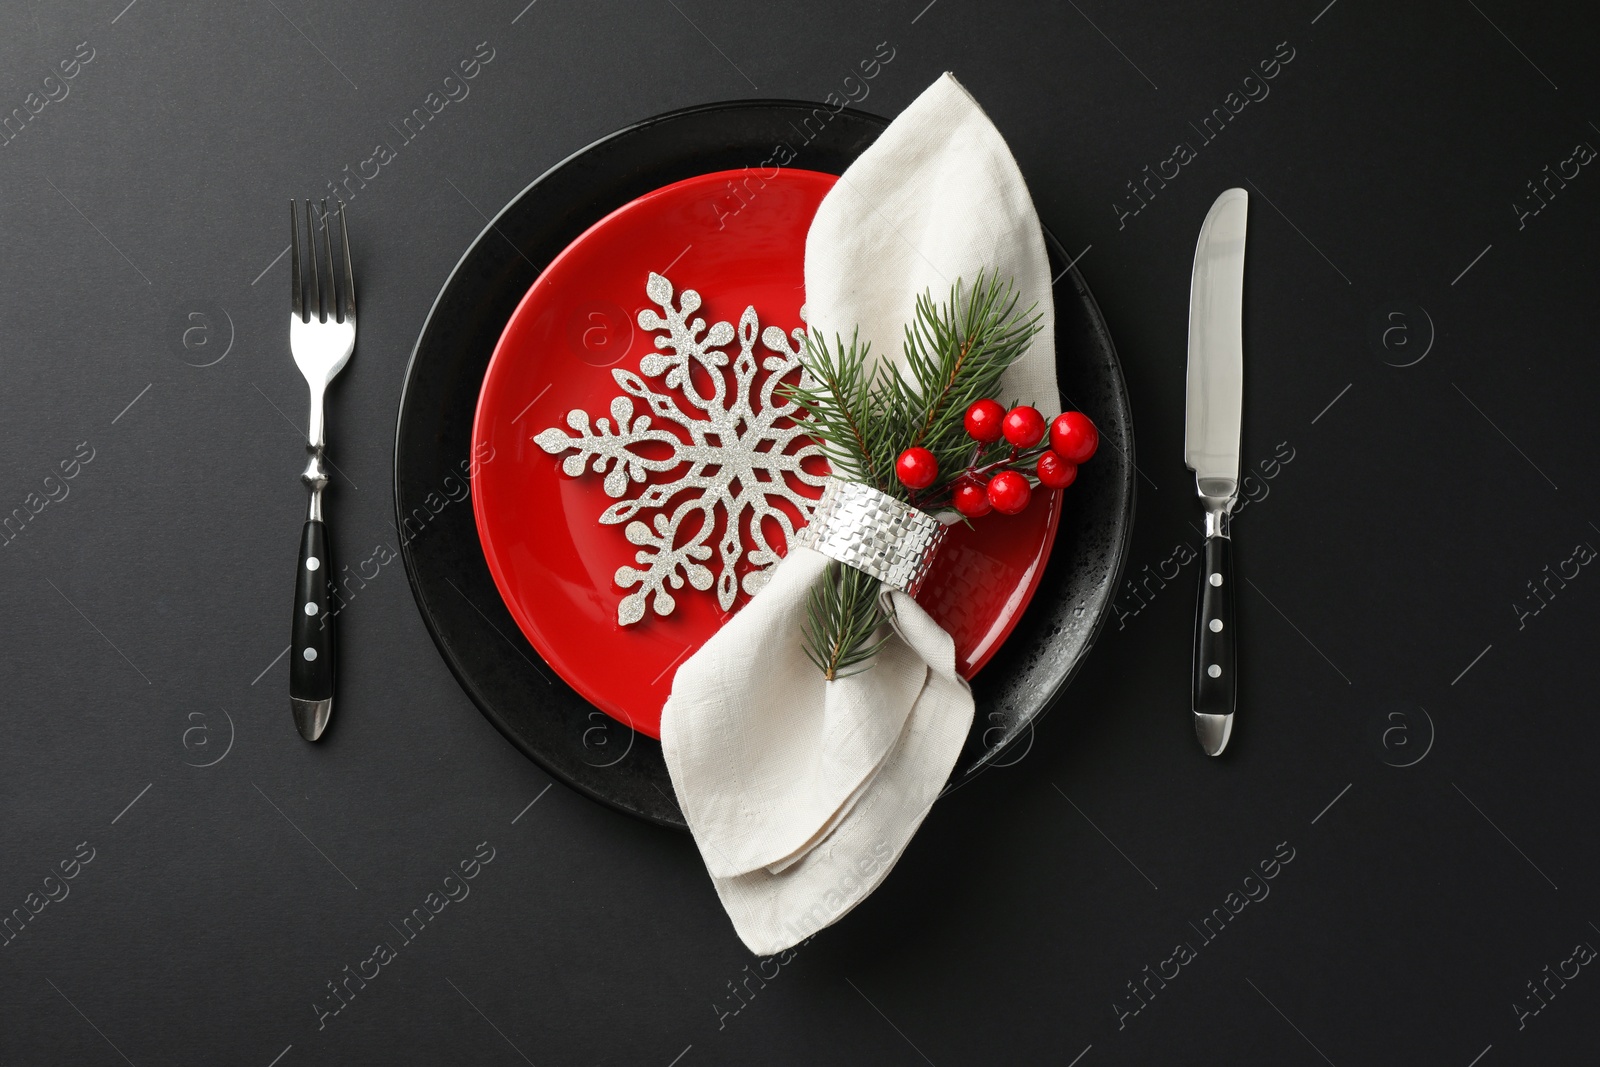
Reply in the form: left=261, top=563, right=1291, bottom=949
left=1184, top=188, right=1247, bottom=757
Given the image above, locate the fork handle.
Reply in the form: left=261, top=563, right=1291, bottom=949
left=290, top=519, right=335, bottom=740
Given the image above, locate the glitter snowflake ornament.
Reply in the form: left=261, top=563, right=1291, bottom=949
left=535, top=273, right=826, bottom=625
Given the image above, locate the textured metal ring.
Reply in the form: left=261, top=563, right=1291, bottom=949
left=791, top=480, right=946, bottom=596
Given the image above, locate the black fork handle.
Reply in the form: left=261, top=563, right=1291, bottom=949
left=290, top=519, right=335, bottom=740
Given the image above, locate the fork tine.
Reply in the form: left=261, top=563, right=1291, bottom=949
left=304, top=198, right=323, bottom=323
left=336, top=199, right=355, bottom=320
left=289, top=200, right=303, bottom=322
left=318, top=199, right=337, bottom=324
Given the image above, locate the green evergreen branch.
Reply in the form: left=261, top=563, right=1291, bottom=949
left=893, top=272, right=1042, bottom=499
left=781, top=329, right=888, bottom=489
left=801, top=561, right=891, bottom=681
left=781, top=272, right=1043, bottom=678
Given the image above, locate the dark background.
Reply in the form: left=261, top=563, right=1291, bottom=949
left=1, top=1, right=1596, bottom=1064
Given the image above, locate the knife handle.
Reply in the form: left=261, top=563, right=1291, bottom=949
left=1192, top=534, right=1235, bottom=722
left=290, top=519, right=336, bottom=710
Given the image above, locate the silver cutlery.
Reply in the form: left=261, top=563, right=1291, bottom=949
left=288, top=199, right=356, bottom=741
left=1184, top=188, right=1247, bottom=756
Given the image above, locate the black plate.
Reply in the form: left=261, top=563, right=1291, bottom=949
left=394, top=101, right=1135, bottom=830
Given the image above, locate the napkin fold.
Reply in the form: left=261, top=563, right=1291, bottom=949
left=661, top=72, right=1058, bottom=955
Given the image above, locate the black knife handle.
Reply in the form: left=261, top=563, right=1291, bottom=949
left=290, top=520, right=336, bottom=703
left=1192, top=534, right=1235, bottom=719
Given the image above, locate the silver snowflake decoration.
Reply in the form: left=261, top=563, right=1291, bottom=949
left=535, top=272, right=827, bottom=625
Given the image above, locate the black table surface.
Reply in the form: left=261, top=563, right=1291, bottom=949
left=3, top=2, right=1597, bottom=1064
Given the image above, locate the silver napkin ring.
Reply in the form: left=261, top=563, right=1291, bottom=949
left=791, top=480, right=946, bottom=596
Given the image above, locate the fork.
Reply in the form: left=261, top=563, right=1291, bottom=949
left=288, top=198, right=356, bottom=741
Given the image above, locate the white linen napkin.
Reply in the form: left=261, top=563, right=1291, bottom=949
left=660, top=72, right=1058, bottom=955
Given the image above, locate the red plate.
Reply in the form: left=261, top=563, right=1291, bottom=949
left=472, top=169, right=1060, bottom=738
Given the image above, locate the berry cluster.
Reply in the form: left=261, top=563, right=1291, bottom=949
left=894, top=400, right=1098, bottom=518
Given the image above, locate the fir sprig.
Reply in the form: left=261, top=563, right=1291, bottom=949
left=781, top=272, right=1043, bottom=678
left=892, top=272, right=1043, bottom=502
left=781, top=328, right=889, bottom=489
left=801, top=561, right=891, bottom=680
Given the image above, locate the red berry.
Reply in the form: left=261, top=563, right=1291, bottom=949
left=952, top=480, right=993, bottom=518
left=895, top=447, right=938, bottom=490
left=1037, top=451, right=1078, bottom=489
left=986, top=470, right=1032, bottom=515
left=1050, top=411, right=1099, bottom=464
left=964, top=399, right=1006, bottom=443
left=1002, top=405, right=1046, bottom=448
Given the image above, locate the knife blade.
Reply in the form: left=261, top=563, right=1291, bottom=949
left=1184, top=188, right=1247, bottom=756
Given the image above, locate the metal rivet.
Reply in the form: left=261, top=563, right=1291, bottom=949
left=306, top=557, right=321, bottom=571
left=1209, top=573, right=1222, bottom=587
left=302, top=647, right=318, bottom=662
left=1207, top=664, right=1221, bottom=678
left=1209, top=618, right=1223, bottom=632
left=304, top=603, right=318, bottom=616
